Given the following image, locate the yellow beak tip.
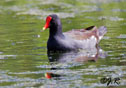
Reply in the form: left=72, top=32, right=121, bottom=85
left=43, top=27, right=46, bottom=31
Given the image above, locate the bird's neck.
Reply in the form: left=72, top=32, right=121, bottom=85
left=49, top=24, right=63, bottom=38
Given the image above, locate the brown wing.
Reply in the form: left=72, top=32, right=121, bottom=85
left=64, top=26, right=99, bottom=40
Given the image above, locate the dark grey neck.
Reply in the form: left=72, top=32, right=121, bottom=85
left=49, top=25, right=64, bottom=38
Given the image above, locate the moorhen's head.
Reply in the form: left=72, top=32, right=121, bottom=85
left=43, top=14, right=62, bottom=31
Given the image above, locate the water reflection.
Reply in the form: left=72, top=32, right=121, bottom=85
left=45, top=72, right=63, bottom=80
left=45, top=47, right=107, bottom=80
left=47, top=47, right=107, bottom=64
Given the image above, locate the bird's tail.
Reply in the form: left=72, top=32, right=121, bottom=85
left=98, top=26, right=107, bottom=40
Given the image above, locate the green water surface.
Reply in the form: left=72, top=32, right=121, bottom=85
left=0, top=0, right=126, bottom=88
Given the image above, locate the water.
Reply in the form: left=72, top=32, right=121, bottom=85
left=0, top=0, right=126, bottom=88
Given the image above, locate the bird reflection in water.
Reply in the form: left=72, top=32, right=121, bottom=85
left=47, top=47, right=107, bottom=63
left=44, top=47, right=107, bottom=79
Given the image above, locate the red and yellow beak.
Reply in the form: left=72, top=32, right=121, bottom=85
left=43, top=16, right=52, bottom=31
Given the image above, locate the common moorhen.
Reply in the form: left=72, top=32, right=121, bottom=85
left=43, top=14, right=107, bottom=51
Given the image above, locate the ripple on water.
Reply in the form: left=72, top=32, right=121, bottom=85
left=0, top=52, right=3, bottom=54
left=0, top=0, right=107, bottom=19
left=98, top=16, right=124, bottom=21
left=112, top=9, right=126, bottom=12
left=117, top=34, right=126, bottom=38
left=0, top=55, right=16, bottom=59
left=16, top=10, right=75, bottom=19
